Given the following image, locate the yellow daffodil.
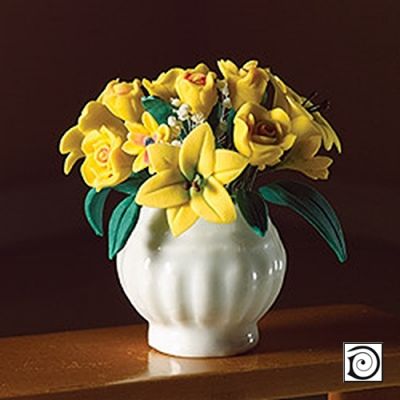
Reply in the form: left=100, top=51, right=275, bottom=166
left=142, top=68, right=184, bottom=100
left=268, top=72, right=342, bottom=152
left=122, top=112, right=172, bottom=173
left=218, top=60, right=269, bottom=110
left=97, top=79, right=144, bottom=123
left=59, top=101, right=130, bottom=177
left=175, top=63, right=218, bottom=117
left=263, top=72, right=341, bottom=179
left=233, top=102, right=296, bottom=170
left=275, top=135, right=333, bottom=180
left=135, top=123, right=248, bottom=236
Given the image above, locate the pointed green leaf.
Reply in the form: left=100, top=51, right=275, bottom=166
left=141, top=96, right=174, bottom=125
left=84, top=188, right=111, bottom=237
left=237, top=189, right=269, bottom=237
left=108, top=195, right=141, bottom=260
left=259, top=181, right=347, bottom=263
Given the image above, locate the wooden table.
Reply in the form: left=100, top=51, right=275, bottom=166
left=0, top=304, right=399, bottom=400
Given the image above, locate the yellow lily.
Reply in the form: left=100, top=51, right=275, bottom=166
left=98, top=79, right=144, bottom=123
left=175, top=63, right=218, bottom=117
left=59, top=101, right=129, bottom=175
left=142, top=68, right=184, bottom=100
left=234, top=102, right=296, bottom=170
left=122, top=112, right=172, bottom=172
left=218, top=60, right=269, bottom=110
left=135, top=123, right=248, bottom=236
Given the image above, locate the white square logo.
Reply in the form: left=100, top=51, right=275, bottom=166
left=343, top=342, right=383, bottom=382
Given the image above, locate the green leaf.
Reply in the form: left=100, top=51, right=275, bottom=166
left=259, top=181, right=347, bottom=263
left=84, top=188, right=111, bottom=237
left=142, top=96, right=174, bottom=125
left=208, top=102, right=222, bottom=131
left=237, top=189, right=269, bottom=237
left=114, top=170, right=150, bottom=195
left=108, top=195, right=141, bottom=260
left=261, top=81, right=275, bottom=110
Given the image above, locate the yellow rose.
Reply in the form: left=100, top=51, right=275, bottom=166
left=234, top=102, right=296, bottom=170
left=142, top=68, right=184, bottom=100
left=59, top=101, right=133, bottom=190
left=98, top=78, right=144, bottom=122
left=218, top=60, right=269, bottom=110
left=175, top=63, right=218, bottom=117
left=122, top=112, right=172, bottom=173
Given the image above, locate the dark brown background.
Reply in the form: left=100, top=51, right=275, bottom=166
left=1, top=0, right=399, bottom=337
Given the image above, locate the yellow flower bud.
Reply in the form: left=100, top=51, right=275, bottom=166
left=98, top=78, right=144, bottom=122
left=218, top=60, right=269, bottom=110
left=175, top=63, right=218, bottom=118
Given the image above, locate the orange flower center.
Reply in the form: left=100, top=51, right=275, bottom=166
left=96, top=146, right=110, bottom=164
left=255, top=121, right=277, bottom=138
left=184, top=72, right=207, bottom=86
left=114, top=82, right=131, bottom=95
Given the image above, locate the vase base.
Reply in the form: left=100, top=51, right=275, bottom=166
left=148, top=323, right=259, bottom=358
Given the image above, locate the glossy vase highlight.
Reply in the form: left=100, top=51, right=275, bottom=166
left=117, top=206, right=286, bottom=358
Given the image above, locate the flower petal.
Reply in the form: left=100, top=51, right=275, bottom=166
left=179, top=123, right=215, bottom=180
left=190, top=176, right=236, bottom=223
left=142, top=112, right=159, bottom=133
left=233, top=118, right=252, bottom=157
left=59, top=126, right=84, bottom=154
left=166, top=204, right=199, bottom=236
left=135, top=169, right=189, bottom=208
left=64, top=151, right=84, bottom=174
left=147, top=143, right=180, bottom=173
left=78, top=101, right=127, bottom=137
left=132, top=150, right=148, bottom=172
left=213, top=149, right=248, bottom=184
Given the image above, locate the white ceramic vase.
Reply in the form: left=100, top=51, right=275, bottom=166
left=117, top=206, right=286, bottom=358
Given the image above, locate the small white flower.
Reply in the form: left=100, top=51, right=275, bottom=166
left=170, top=97, right=181, bottom=107
left=171, top=139, right=182, bottom=147
left=190, top=112, right=205, bottom=125
left=167, top=115, right=178, bottom=127
left=217, top=79, right=229, bottom=96
left=222, top=97, right=232, bottom=109
left=218, top=120, right=228, bottom=131
left=177, top=103, right=191, bottom=120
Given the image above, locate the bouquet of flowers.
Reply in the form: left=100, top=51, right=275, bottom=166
left=59, top=60, right=346, bottom=262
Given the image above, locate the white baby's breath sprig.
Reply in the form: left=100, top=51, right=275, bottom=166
left=170, top=97, right=181, bottom=108
left=190, top=112, right=205, bottom=126
left=176, top=103, right=191, bottom=121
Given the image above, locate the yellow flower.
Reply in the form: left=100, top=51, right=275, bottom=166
left=268, top=73, right=342, bottom=152
left=175, top=63, right=218, bottom=117
left=135, top=123, right=248, bottom=236
left=233, top=102, right=296, bottom=170
left=218, top=60, right=269, bottom=110
left=122, top=112, right=172, bottom=173
left=265, top=72, right=341, bottom=179
left=275, top=135, right=333, bottom=180
left=142, top=68, right=184, bottom=100
left=98, top=78, right=144, bottom=122
left=59, top=101, right=129, bottom=176
left=80, top=126, right=133, bottom=191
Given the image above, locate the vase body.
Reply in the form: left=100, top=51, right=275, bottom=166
left=117, top=206, right=286, bottom=358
